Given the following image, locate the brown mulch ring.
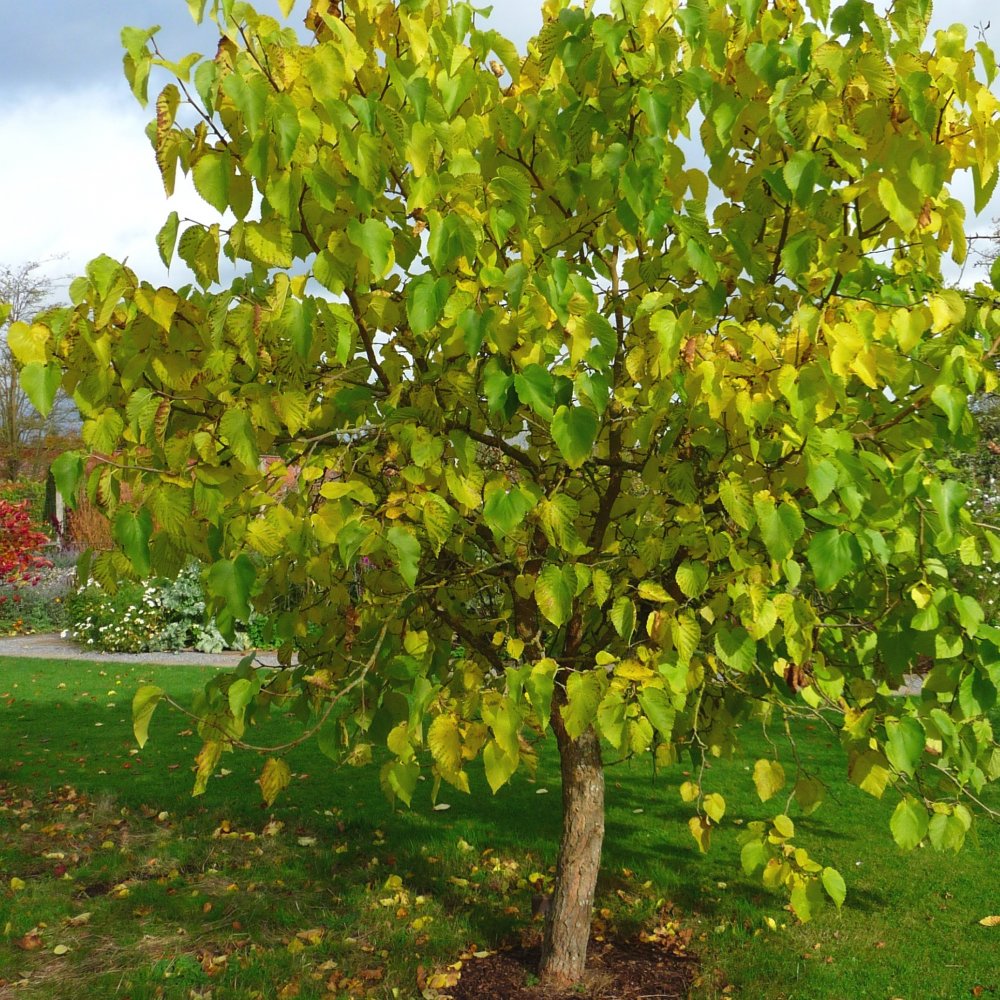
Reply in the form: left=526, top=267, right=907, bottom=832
left=445, top=938, right=697, bottom=1000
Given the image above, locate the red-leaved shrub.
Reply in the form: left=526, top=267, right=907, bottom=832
left=0, top=500, right=51, bottom=587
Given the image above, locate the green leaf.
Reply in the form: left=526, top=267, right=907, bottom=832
left=422, top=493, right=459, bottom=555
left=637, top=687, right=675, bottom=739
left=222, top=70, right=269, bottom=133
left=383, top=759, right=420, bottom=805
left=193, top=151, right=230, bottom=213
left=928, top=479, right=967, bottom=543
left=754, top=496, right=805, bottom=561
left=719, top=477, right=754, bottom=529
left=878, top=174, right=919, bottom=231
left=806, top=460, right=839, bottom=504
left=848, top=749, right=892, bottom=799
left=794, top=776, right=826, bottom=815
left=84, top=411, right=125, bottom=454
left=672, top=612, right=701, bottom=666
left=113, top=508, right=153, bottom=577
left=347, top=218, right=395, bottom=278
left=406, top=274, right=449, bottom=337
left=269, top=94, right=301, bottom=166
left=610, top=596, right=636, bottom=644
left=714, top=626, right=755, bottom=672
left=885, top=717, right=924, bottom=776
left=551, top=405, right=598, bottom=469
left=525, top=659, right=557, bottom=731
left=931, top=384, right=967, bottom=433
left=207, top=555, right=256, bottom=621
left=51, top=451, right=84, bottom=508
left=483, top=485, right=535, bottom=538
left=219, top=409, right=260, bottom=468
left=637, top=581, right=671, bottom=603
left=19, top=363, right=62, bottom=418
left=483, top=739, right=518, bottom=794
left=741, top=838, right=767, bottom=875
left=597, top=689, right=626, bottom=748
left=535, top=564, right=575, bottom=627
left=783, top=151, right=820, bottom=207
left=891, top=795, right=929, bottom=851
left=132, top=685, right=165, bottom=749
left=514, top=365, right=556, bottom=419
left=387, top=526, right=421, bottom=588
left=675, top=561, right=708, bottom=599
left=156, top=211, right=181, bottom=268
left=228, top=678, right=256, bottom=723
left=790, top=878, right=824, bottom=923
left=243, top=219, right=293, bottom=268
left=807, top=529, right=862, bottom=590
left=928, top=808, right=970, bottom=853
left=561, top=671, right=603, bottom=740
left=537, top=494, right=587, bottom=555
left=821, top=867, right=846, bottom=909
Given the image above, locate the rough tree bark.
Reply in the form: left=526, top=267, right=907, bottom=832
left=539, top=715, right=605, bottom=986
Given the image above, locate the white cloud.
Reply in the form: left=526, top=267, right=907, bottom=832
left=0, top=86, right=205, bottom=288
left=2, top=4, right=998, bottom=294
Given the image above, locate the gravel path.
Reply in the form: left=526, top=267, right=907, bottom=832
left=0, top=631, right=286, bottom=667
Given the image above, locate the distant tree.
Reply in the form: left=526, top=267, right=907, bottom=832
left=0, top=261, right=77, bottom=480
left=15, top=0, right=1000, bottom=987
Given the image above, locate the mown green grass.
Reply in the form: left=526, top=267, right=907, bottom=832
left=0, top=656, right=998, bottom=999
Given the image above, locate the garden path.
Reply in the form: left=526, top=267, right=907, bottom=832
left=0, top=631, right=287, bottom=667
left=0, top=633, right=923, bottom=692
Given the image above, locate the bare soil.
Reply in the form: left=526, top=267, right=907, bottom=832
left=447, top=937, right=696, bottom=1000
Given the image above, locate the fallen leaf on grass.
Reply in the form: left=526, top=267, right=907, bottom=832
left=295, top=928, right=325, bottom=946
left=52, top=945, right=70, bottom=956
left=65, top=912, right=92, bottom=927
left=9, top=877, right=25, bottom=892
left=979, top=916, right=1000, bottom=927
left=16, top=931, right=43, bottom=951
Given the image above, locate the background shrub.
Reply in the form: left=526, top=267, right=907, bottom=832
left=66, top=563, right=269, bottom=654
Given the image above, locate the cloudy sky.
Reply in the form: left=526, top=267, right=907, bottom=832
left=2, top=0, right=997, bottom=293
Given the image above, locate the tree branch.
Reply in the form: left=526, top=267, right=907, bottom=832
left=345, top=288, right=391, bottom=392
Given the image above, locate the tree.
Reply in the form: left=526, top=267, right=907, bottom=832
left=12, top=0, right=1000, bottom=986
left=0, top=261, right=78, bottom=480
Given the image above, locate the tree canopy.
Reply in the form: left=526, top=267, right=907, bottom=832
left=10, top=0, right=1000, bottom=984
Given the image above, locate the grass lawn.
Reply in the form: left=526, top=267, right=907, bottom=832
left=1, top=656, right=998, bottom=999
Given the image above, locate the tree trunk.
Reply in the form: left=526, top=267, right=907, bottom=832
left=539, top=717, right=605, bottom=987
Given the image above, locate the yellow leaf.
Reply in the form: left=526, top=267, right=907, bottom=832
left=753, top=759, right=786, bottom=802
left=9, top=878, right=26, bottom=892
left=506, top=637, right=525, bottom=659
left=980, top=915, right=1000, bottom=927
left=688, top=815, right=712, bottom=853
left=259, top=758, right=292, bottom=807
left=295, top=928, right=325, bottom=945
left=703, top=792, right=726, bottom=824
